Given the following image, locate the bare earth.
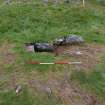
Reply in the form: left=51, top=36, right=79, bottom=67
left=0, top=42, right=105, bottom=105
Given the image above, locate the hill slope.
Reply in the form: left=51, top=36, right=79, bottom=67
left=0, top=1, right=105, bottom=105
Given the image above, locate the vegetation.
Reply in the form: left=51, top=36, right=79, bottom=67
left=71, top=63, right=105, bottom=99
left=0, top=0, right=105, bottom=105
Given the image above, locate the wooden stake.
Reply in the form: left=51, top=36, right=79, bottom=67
left=83, top=0, right=85, bottom=7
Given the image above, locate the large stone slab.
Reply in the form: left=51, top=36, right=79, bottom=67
left=26, top=43, right=54, bottom=52
left=53, top=34, right=84, bottom=46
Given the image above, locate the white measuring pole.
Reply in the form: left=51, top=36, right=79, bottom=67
left=40, top=63, right=54, bottom=65
left=27, top=61, right=82, bottom=65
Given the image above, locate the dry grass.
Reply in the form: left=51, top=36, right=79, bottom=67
left=54, top=43, right=105, bottom=71
left=0, top=41, right=16, bottom=66
left=1, top=42, right=105, bottom=105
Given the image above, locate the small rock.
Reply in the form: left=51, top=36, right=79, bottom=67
left=15, top=85, right=22, bottom=94
left=64, top=51, right=83, bottom=56
left=44, top=87, right=52, bottom=96
left=43, top=0, right=48, bottom=5
left=5, top=0, right=12, bottom=4
left=53, top=0, right=59, bottom=4
left=64, top=0, right=70, bottom=3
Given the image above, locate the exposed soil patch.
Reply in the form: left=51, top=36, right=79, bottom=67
left=2, top=67, right=105, bottom=105
left=26, top=72, right=105, bottom=105
left=1, top=42, right=105, bottom=105
left=0, top=42, right=16, bottom=65
left=54, top=43, right=105, bottom=70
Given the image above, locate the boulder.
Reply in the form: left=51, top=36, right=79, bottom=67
left=26, top=43, right=54, bottom=52
left=53, top=34, right=84, bottom=46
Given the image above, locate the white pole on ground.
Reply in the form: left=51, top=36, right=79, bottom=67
left=27, top=61, right=82, bottom=65
left=40, top=63, right=54, bottom=65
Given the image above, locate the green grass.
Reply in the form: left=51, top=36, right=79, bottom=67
left=0, top=3, right=105, bottom=44
left=0, top=86, right=62, bottom=105
left=71, top=60, right=105, bottom=100
left=1, top=2, right=105, bottom=71
left=1, top=1, right=105, bottom=104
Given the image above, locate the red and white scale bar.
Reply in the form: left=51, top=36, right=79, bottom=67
left=39, top=62, right=81, bottom=65
left=27, top=61, right=82, bottom=65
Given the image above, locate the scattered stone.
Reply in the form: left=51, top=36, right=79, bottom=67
left=63, top=51, right=83, bottom=56
left=74, top=51, right=83, bottom=55
left=25, top=35, right=84, bottom=53
left=5, top=0, right=11, bottom=4
left=53, top=0, right=59, bottom=5
left=42, top=0, right=61, bottom=5
left=43, top=87, right=52, bottom=96
left=25, top=44, right=35, bottom=52
left=37, top=85, right=52, bottom=96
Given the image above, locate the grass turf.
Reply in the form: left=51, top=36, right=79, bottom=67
left=1, top=1, right=105, bottom=104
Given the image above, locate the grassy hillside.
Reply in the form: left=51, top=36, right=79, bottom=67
left=1, top=1, right=105, bottom=64
left=1, top=1, right=105, bottom=105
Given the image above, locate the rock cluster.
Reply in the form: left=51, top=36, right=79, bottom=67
left=25, top=34, right=84, bottom=52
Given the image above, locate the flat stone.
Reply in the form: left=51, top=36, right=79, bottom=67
left=53, top=34, right=84, bottom=46
left=26, top=43, right=54, bottom=52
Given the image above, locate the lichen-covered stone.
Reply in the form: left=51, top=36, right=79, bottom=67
left=53, top=34, right=84, bottom=46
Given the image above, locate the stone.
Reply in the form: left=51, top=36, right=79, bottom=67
left=25, top=43, right=54, bottom=52
left=43, top=0, right=48, bottom=5
left=15, top=85, right=22, bottom=94
left=53, top=34, right=84, bottom=46
left=64, top=0, right=70, bottom=3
